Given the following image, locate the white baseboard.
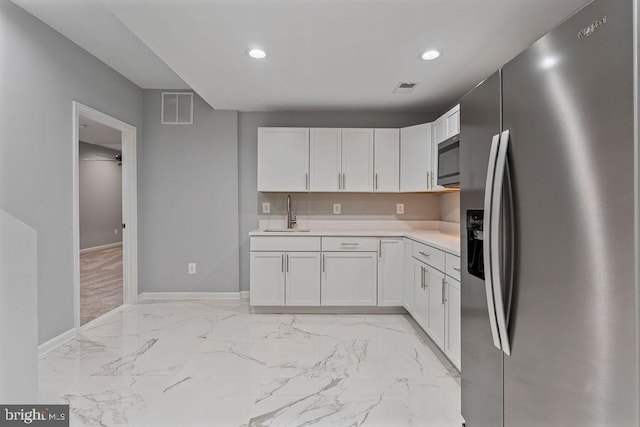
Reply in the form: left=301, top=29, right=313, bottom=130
left=38, top=328, right=78, bottom=357
left=80, top=241, right=122, bottom=254
left=79, top=304, right=127, bottom=331
left=138, top=292, right=247, bottom=302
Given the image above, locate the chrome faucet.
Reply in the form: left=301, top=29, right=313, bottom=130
left=287, top=194, right=296, bottom=229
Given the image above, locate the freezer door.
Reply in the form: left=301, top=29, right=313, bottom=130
left=501, top=0, right=637, bottom=425
left=460, top=71, right=504, bottom=427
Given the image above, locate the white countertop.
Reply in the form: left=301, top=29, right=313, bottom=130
left=249, top=228, right=460, bottom=255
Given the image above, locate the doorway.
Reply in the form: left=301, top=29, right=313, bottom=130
left=72, top=102, right=138, bottom=328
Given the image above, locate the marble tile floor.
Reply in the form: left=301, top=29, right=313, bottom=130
left=39, top=300, right=462, bottom=426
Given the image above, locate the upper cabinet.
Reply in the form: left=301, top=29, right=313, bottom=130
left=373, top=129, right=400, bottom=192
left=400, top=123, right=433, bottom=192
left=257, top=127, right=309, bottom=192
left=433, top=117, right=446, bottom=145
left=310, top=128, right=342, bottom=192
left=309, top=128, right=374, bottom=192
left=341, top=129, right=374, bottom=192
left=444, top=104, right=460, bottom=140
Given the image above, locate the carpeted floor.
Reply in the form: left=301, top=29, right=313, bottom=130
left=80, top=244, right=123, bottom=325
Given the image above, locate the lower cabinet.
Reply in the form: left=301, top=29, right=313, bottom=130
left=321, top=252, right=377, bottom=306
left=426, top=265, right=445, bottom=349
left=250, top=251, right=321, bottom=306
left=445, top=276, right=461, bottom=368
left=413, top=260, right=429, bottom=330
left=250, top=252, right=286, bottom=306
left=402, top=239, right=414, bottom=313
left=286, top=252, right=321, bottom=306
left=378, top=238, right=403, bottom=306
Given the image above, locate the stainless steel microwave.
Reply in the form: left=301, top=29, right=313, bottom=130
left=437, top=134, right=460, bottom=187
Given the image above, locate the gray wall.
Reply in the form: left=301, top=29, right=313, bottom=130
left=238, top=111, right=438, bottom=291
left=79, top=142, right=123, bottom=250
left=139, top=90, right=239, bottom=293
left=0, top=1, right=143, bottom=344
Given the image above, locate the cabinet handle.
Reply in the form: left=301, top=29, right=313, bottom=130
left=453, top=267, right=460, bottom=272
left=375, top=173, right=378, bottom=190
left=421, top=266, right=425, bottom=289
left=342, top=173, right=346, bottom=189
left=305, top=173, right=309, bottom=190
left=323, top=254, right=326, bottom=273
left=427, top=171, right=430, bottom=190
left=281, top=254, right=284, bottom=272
left=418, top=251, right=430, bottom=259
left=441, top=278, right=446, bottom=305
left=378, top=240, right=382, bottom=258
left=431, top=171, right=435, bottom=189
left=338, top=173, right=342, bottom=190
left=340, top=242, right=360, bottom=246
left=286, top=254, right=289, bottom=273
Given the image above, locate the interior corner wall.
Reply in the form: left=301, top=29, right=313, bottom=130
left=237, top=111, right=439, bottom=292
left=0, top=1, right=143, bottom=345
left=139, top=90, right=239, bottom=293
left=79, top=142, right=123, bottom=250
left=439, top=192, right=461, bottom=223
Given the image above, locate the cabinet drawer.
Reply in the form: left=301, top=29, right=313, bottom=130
left=251, top=236, right=321, bottom=252
left=445, top=253, right=461, bottom=281
left=322, top=237, right=378, bottom=252
left=412, top=241, right=445, bottom=271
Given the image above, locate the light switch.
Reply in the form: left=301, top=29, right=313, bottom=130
left=262, top=202, right=271, bottom=214
left=333, top=203, right=341, bottom=214
left=396, top=203, right=405, bottom=214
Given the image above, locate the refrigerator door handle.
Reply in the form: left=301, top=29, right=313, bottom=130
left=483, top=134, right=502, bottom=350
left=491, top=129, right=512, bottom=356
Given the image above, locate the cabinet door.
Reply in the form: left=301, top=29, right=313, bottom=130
left=373, top=129, right=400, bottom=192
left=412, top=261, right=429, bottom=330
left=341, top=129, right=374, bottom=192
left=257, top=128, right=309, bottom=192
left=250, top=252, right=285, bottom=306
left=400, top=123, right=433, bottom=192
left=321, top=252, right=377, bottom=306
left=403, top=239, right=414, bottom=313
left=433, top=116, right=447, bottom=145
left=285, top=252, right=321, bottom=306
left=426, top=265, right=446, bottom=348
left=310, top=128, right=341, bottom=192
left=445, top=276, right=461, bottom=369
left=378, top=238, right=403, bottom=306
left=445, top=104, right=460, bottom=138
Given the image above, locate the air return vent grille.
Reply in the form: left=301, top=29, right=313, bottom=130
left=393, top=82, right=419, bottom=94
left=161, top=92, right=193, bottom=124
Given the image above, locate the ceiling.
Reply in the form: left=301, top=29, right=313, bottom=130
left=14, top=0, right=590, bottom=113
left=79, top=115, right=122, bottom=151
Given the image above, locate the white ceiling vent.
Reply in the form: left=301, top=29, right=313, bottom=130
left=393, top=82, right=419, bottom=94
left=161, top=92, right=193, bottom=124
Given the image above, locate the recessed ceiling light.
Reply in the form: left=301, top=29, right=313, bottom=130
left=247, top=49, right=267, bottom=59
left=421, top=50, right=441, bottom=61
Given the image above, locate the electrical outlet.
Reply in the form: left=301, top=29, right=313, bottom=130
left=188, top=263, right=197, bottom=274
left=114, top=229, right=118, bottom=235
left=396, top=203, right=405, bottom=214
left=333, top=203, right=341, bottom=214
left=262, top=202, right=270, bottom=214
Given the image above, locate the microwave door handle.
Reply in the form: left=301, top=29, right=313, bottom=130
left=491, top=130, right=512, bottom=356
left=484, top=134, right=502, bottom=350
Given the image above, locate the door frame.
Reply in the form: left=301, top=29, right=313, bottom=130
left=72, top=101, right=138, bottom=328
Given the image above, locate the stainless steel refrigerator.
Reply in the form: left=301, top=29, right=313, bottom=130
left=460, top=0, right=638, bottom=425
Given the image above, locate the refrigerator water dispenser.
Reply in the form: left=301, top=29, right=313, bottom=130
left=467, top=210, right=485, bottom=280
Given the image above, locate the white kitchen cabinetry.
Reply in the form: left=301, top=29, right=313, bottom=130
left=426, top=265, right=446, bottom=348
left=400, top=123, right=434, bottom=192
left=413, top=260, right=429, bottom=330
left=321, top=251, right=377, bottom=306
left=433, top=117, right=446, bottom=145
left=445, top=276, right=461, bottom=369
left=341, top=129, right=374, bottom=192
left=250, top=237, right=321, bottom=306
left=444, top=104, right=460, bottom=139
left=378, top=238, right=403, bottom=306
left=285, top=252, right=321, bottom=306
left=250, top=252, right=286, bottom=306
left=257, top=127, right=309, bottom=192
left=402, top=239, right=414, bottom=313
left=373, top=129, right=400, bottom=192
left=310, top=128, right=341, bottom=192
